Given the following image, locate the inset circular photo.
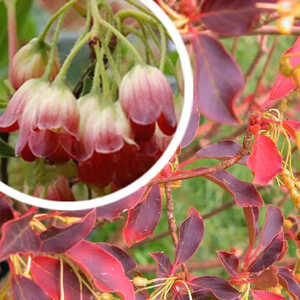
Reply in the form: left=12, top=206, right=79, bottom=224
left=0, top=0, right=193, bottom=210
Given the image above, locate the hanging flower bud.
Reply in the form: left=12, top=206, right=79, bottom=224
left=11, top=38, right=59, bottom=90
left=0, top=79, right=80, bottom=162
left=74, top=93, right=136, bottom=187
left=34, top=176, right=75, bottom=201
left=119, top=65, right=177, bottom=141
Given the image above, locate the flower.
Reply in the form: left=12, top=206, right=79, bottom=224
left=0, top=79, right=80, bottom=162
left=10, top=38, right=59, bottom=90
left=119, top=64, right=177, bottom=141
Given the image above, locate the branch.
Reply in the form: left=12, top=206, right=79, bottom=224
left=251, top=25, right=300, bottom=35
left=165, top=184, right=178, bottom=247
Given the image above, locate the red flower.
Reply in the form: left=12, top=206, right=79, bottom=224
left=119, top=65, right=177, bottom=141
left=0, top=79, right=79, bottom=162
left=11, top=38, right=59, bottom=90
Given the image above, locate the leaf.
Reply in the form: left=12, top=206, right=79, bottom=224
left=253, top=267, right=279, bottom=290
left=40, top=209, right=96, bottom=253
left=0, top=209, right=40, bottom=261
left=252, top=290, right=286, bottom=300
left=260, top=206, right=283, bottom=248
left=269, top=37, right=300, bottom=101
left=189, top=276, right=240, bottom=300
left=196, top=140, right=247, bottom=164
left=123, top=185, right=162, bottom=247
left=31, top=256, right=94, bottom=300
left=66, top=240, right=135, bottom=300
left=200, top=0, right=259, bottom=36
left=174, top=207, right=204, bottom=266
left=0, top=137, right=14, bottom=157
left=96, top=187, right=146, bottom=221
left=217, top=251, right=239, bottom=278
left=191, top=34, right=244, bottom=124
left=150, top=251, right=173, bottom=277
left=98, top=243, right=136, bottom=274
left=278, top=267, right=300, bottom=300
left=204, top=170, right=264, bottom=207
left=11, top=275, right=50, bottom=300
left=0, top=193, right=14, bottom=227
left=247, top=135, right=282, bottom=185
left=243, top=207, right=260, bottom=248
left=249, top=233, right=284, bottom=273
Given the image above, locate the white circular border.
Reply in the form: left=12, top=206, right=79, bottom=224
left=0, top=0, right=194, bottom=211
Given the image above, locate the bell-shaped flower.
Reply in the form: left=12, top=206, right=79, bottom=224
left=0, top=79, right=80, bottom=162
left=119, top=64, right=177, bottom=141
left=11, top=38, right=59, bottom=90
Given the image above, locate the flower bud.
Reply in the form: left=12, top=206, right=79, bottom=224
left=119, top=65, right=177, bottom=141
left=11, top=38, right=59, bottom=90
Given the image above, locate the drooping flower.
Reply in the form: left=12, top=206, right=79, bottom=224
left=119, top=65, right=177, bottom=141
left=11, top=38, right=59, bottom=90
left=74, top=93, right=136, bottom=187
left=0, top=79, right=80, bottom=162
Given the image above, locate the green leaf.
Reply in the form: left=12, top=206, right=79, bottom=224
left=0, top=137, right=15, bottom=157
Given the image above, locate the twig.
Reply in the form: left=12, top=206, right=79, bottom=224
left=165, top=184, right=178, bottom=247
left=251, top=25, right=300, bottom=35
left=232, top=37, right=240, bottom=57
left=0, top=133, right=9, bottom=184
left=202, top=200, right=235, bottom=219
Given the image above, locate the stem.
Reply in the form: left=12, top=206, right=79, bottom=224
left=60, top=257, right=65, bottom=300
left=38, top=0, right=76, bottom=42
left=104, top=45, right=121, bottom=86
left=125, top=0, right=157, bottom=20
left=0, top=133, right=9, bottom=184
left=5, top=0, right=17, bottom=84
left=55, top=32, right=92, bottom=83
left=165, top=184, right=178, bottom=247
left=115, top=9, right=157, bottom=26
left=159, top=24, right=167, bottom=71
left=43, top=14, right=65, bottom=80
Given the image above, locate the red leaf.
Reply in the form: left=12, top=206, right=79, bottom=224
left=253, top=267, right=279, bottom=290
left=189, top=276, right=240, bottom=300
left=252, top=290, right=286, bottom=300
left=0, top=193, right=14, bottom=227
left=278, top=267, right=300, bottom=300
left=217, top=251, right=239, bottom=278
left=0, top=210, right=41, bottom=261
left=12, top=275, right=51, bottom=300
left=123, top=185, right=162, bottom=247
left=174, top=207, right=204, bottom=266
left=66, top=240, right=135, bottom=300
left=31, top=256, right=93, bottom=300
left=98, top=243, right=136, bottom=274
left=200, top=0, right=259, bottom=36
left=269, top=37, right=300, bottom=101
left=191, top=34, right=244, bottom=124
left=96, top=187, right=146, bottom=221
left=247, top=135, right=282, bottom=185
left=243, top=207, right=260, bottom=248
left=40, top=209, right=96, bottom=253
left=150, top=251, right=173, bottom=277
left=260, top=206, right=283, bottom=248
left=204, top=170, right=264, bottom=207
left=196, top=140, right=248, bottom=164
left=283, top=120, right=300, bottom=139
left=249, top=233, right=284, bottom=273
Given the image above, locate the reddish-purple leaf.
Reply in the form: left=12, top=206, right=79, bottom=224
left=204, top=170, right=264, bottom=207
left=174, top=207, right=204, bottom=266
left=278, top=267, right=300, bottom=300
left=247, top=135, right=282, bottom=185
left=12, top=275, right=51, bottom=300
left=252, top=290, right=286, bottom=300
left=249, top=233, right=284, bottom=273
left=260, top=206, right=283, bottom=248
left=191, top=34, right=244, bottom=124
left=98, top=243, right=136, bottom=274
left=217, top=251, right=239, bottom=277
left=253, top=267, right=279, bottom=290
left=40, top=209, right=96, bottom=253
left=200, top=0, right=259, bottom=36
left=0, top=193, right=14, bottom=227
left=196, top=140, right=248, bottom=164
left=150, top=251, right=173, bottom=277
left=243, top=207, right=260, bottom=248
left=0, top=210, right=41, bottom=261
left=123, top=185, right=162, bottom=247
left=66, top=240, right=135, bottom=300
left=189, top=276, right=240, bottom=300
left=269, top=37, right=300, bottom=101
left=175, top=289, right=213, bottom=300
left=96, top=187, right=146, bottom=221
left=31, top=256, right=93, bottom=300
